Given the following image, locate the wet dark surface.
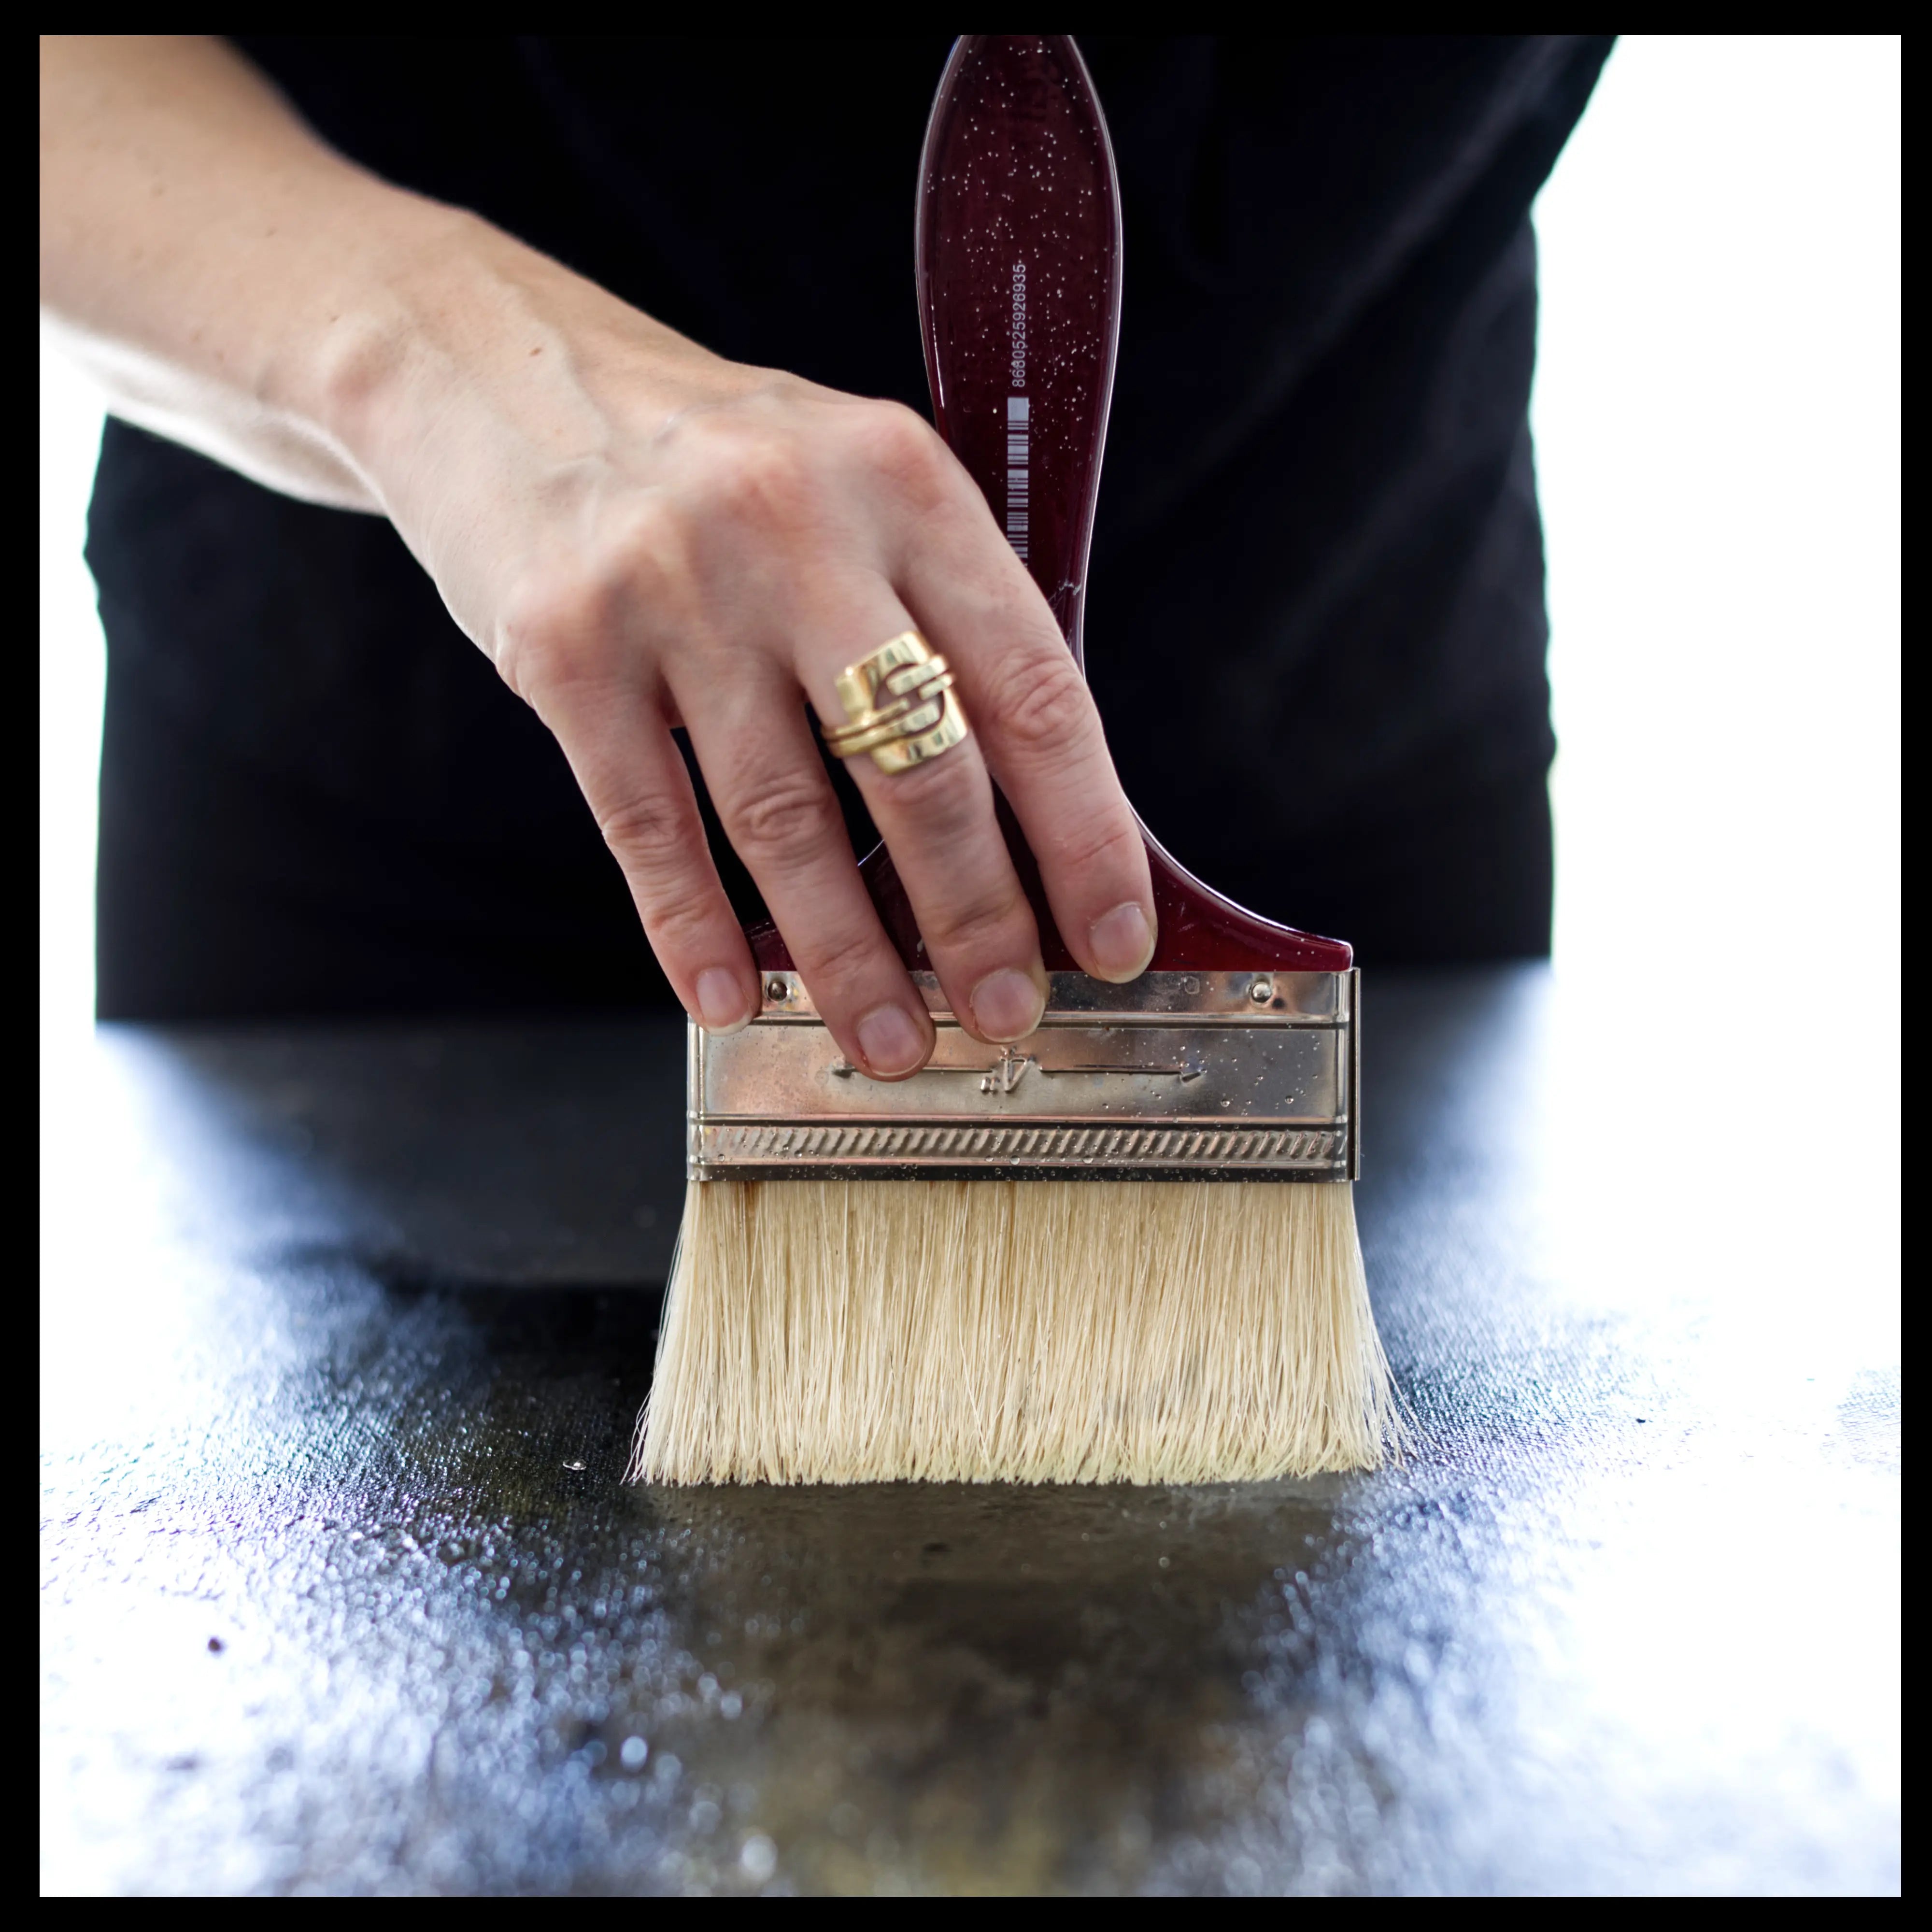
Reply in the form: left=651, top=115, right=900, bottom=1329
left=41, top=969, right=1899, bottom=1893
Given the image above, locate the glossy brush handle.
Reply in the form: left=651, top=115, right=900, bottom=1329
left=750, top=36, right=1350, bottom=976
left=916, top=35, right=1119, bottom=665
left=918, top=36, right=1350, bottom=974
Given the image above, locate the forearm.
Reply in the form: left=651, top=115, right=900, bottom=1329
left=41, top=34, right=756, bottom=547
left=40, top=35, right=444, bottom=506
left=39, top=36, right=657, bottom=517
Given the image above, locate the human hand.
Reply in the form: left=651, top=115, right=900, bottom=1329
left=342, top=225, right=1157, bottom=1075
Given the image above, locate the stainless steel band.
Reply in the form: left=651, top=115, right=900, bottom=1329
left=687, top=969, right=1360, bottom=1182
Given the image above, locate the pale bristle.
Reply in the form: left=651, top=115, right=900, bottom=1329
left=629, top=1179, right=1399, bottom=1485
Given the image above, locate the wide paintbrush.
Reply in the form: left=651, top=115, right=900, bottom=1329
left=633, top=35, right=1397, bottom=1484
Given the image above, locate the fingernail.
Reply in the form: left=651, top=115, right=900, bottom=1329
left=1088, top=901, right=1155, bottom=981
left=696, top=967, right=751, bottom=1033
left=856, top=1003, right=927, bottom=1077
left=971, top=967, right=1045, bottom=1043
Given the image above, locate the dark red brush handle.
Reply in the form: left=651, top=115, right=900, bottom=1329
left=753, top=34, right=1350, bottom=977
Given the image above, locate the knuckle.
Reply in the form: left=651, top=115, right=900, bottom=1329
left=694, top=422, right=813, bottom=531
left=601, top=498, right=684, bottom=601
left=1046, top=810, right=1142, bottom=880
left=877, top=740, right=983, bottom=833
left=639, top=891, right=722, bottom=958
left=793, top=917, right=886, bottom=993
left=495, top=502, right=683, bottom=700
left=918, top=886, right=1029, bottom=958
left=596, top=789, right=693, bottom=878
left=866, top=756, right=1032, bottom=957
left=599, top=795, right=731, bottom=954
left=495, top=567, right=616, bottom=698
left=851, top=400, right=945, bottom=487
left=983, top=649, right=1095, bottom=759
left=722, top=768, right=846, bottom=871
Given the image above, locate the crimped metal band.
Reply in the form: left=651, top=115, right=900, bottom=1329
left=820, top=630, right=969, bottom=773
left=698, top=1121, right=1348, bottom=1180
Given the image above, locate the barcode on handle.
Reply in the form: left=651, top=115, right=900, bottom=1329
left=1005, top=395, right=1030, bottom=561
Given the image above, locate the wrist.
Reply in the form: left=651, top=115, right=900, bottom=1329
left=286, top=194, right=500, bottom=494
left=303, top=199, right=731, bottom=517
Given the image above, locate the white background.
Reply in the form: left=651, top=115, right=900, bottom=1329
left=41, top=33, right=1900, bottom=1230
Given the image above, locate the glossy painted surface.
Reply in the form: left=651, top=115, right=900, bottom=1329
left=753, top=36, right=1350, bottom=980
left=40, top=973, right=1899, bottom=1893
left=918, top=34, right=1119, bottom=660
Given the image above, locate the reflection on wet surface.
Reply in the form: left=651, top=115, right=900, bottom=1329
left=40, top=973, right=1900, bottom=1893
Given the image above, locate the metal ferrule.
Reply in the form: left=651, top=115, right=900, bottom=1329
left=688, top=969, right=1360, bottom=1182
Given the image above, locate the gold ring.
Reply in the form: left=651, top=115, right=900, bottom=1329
left=820, top=629, right=969, bottom=774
